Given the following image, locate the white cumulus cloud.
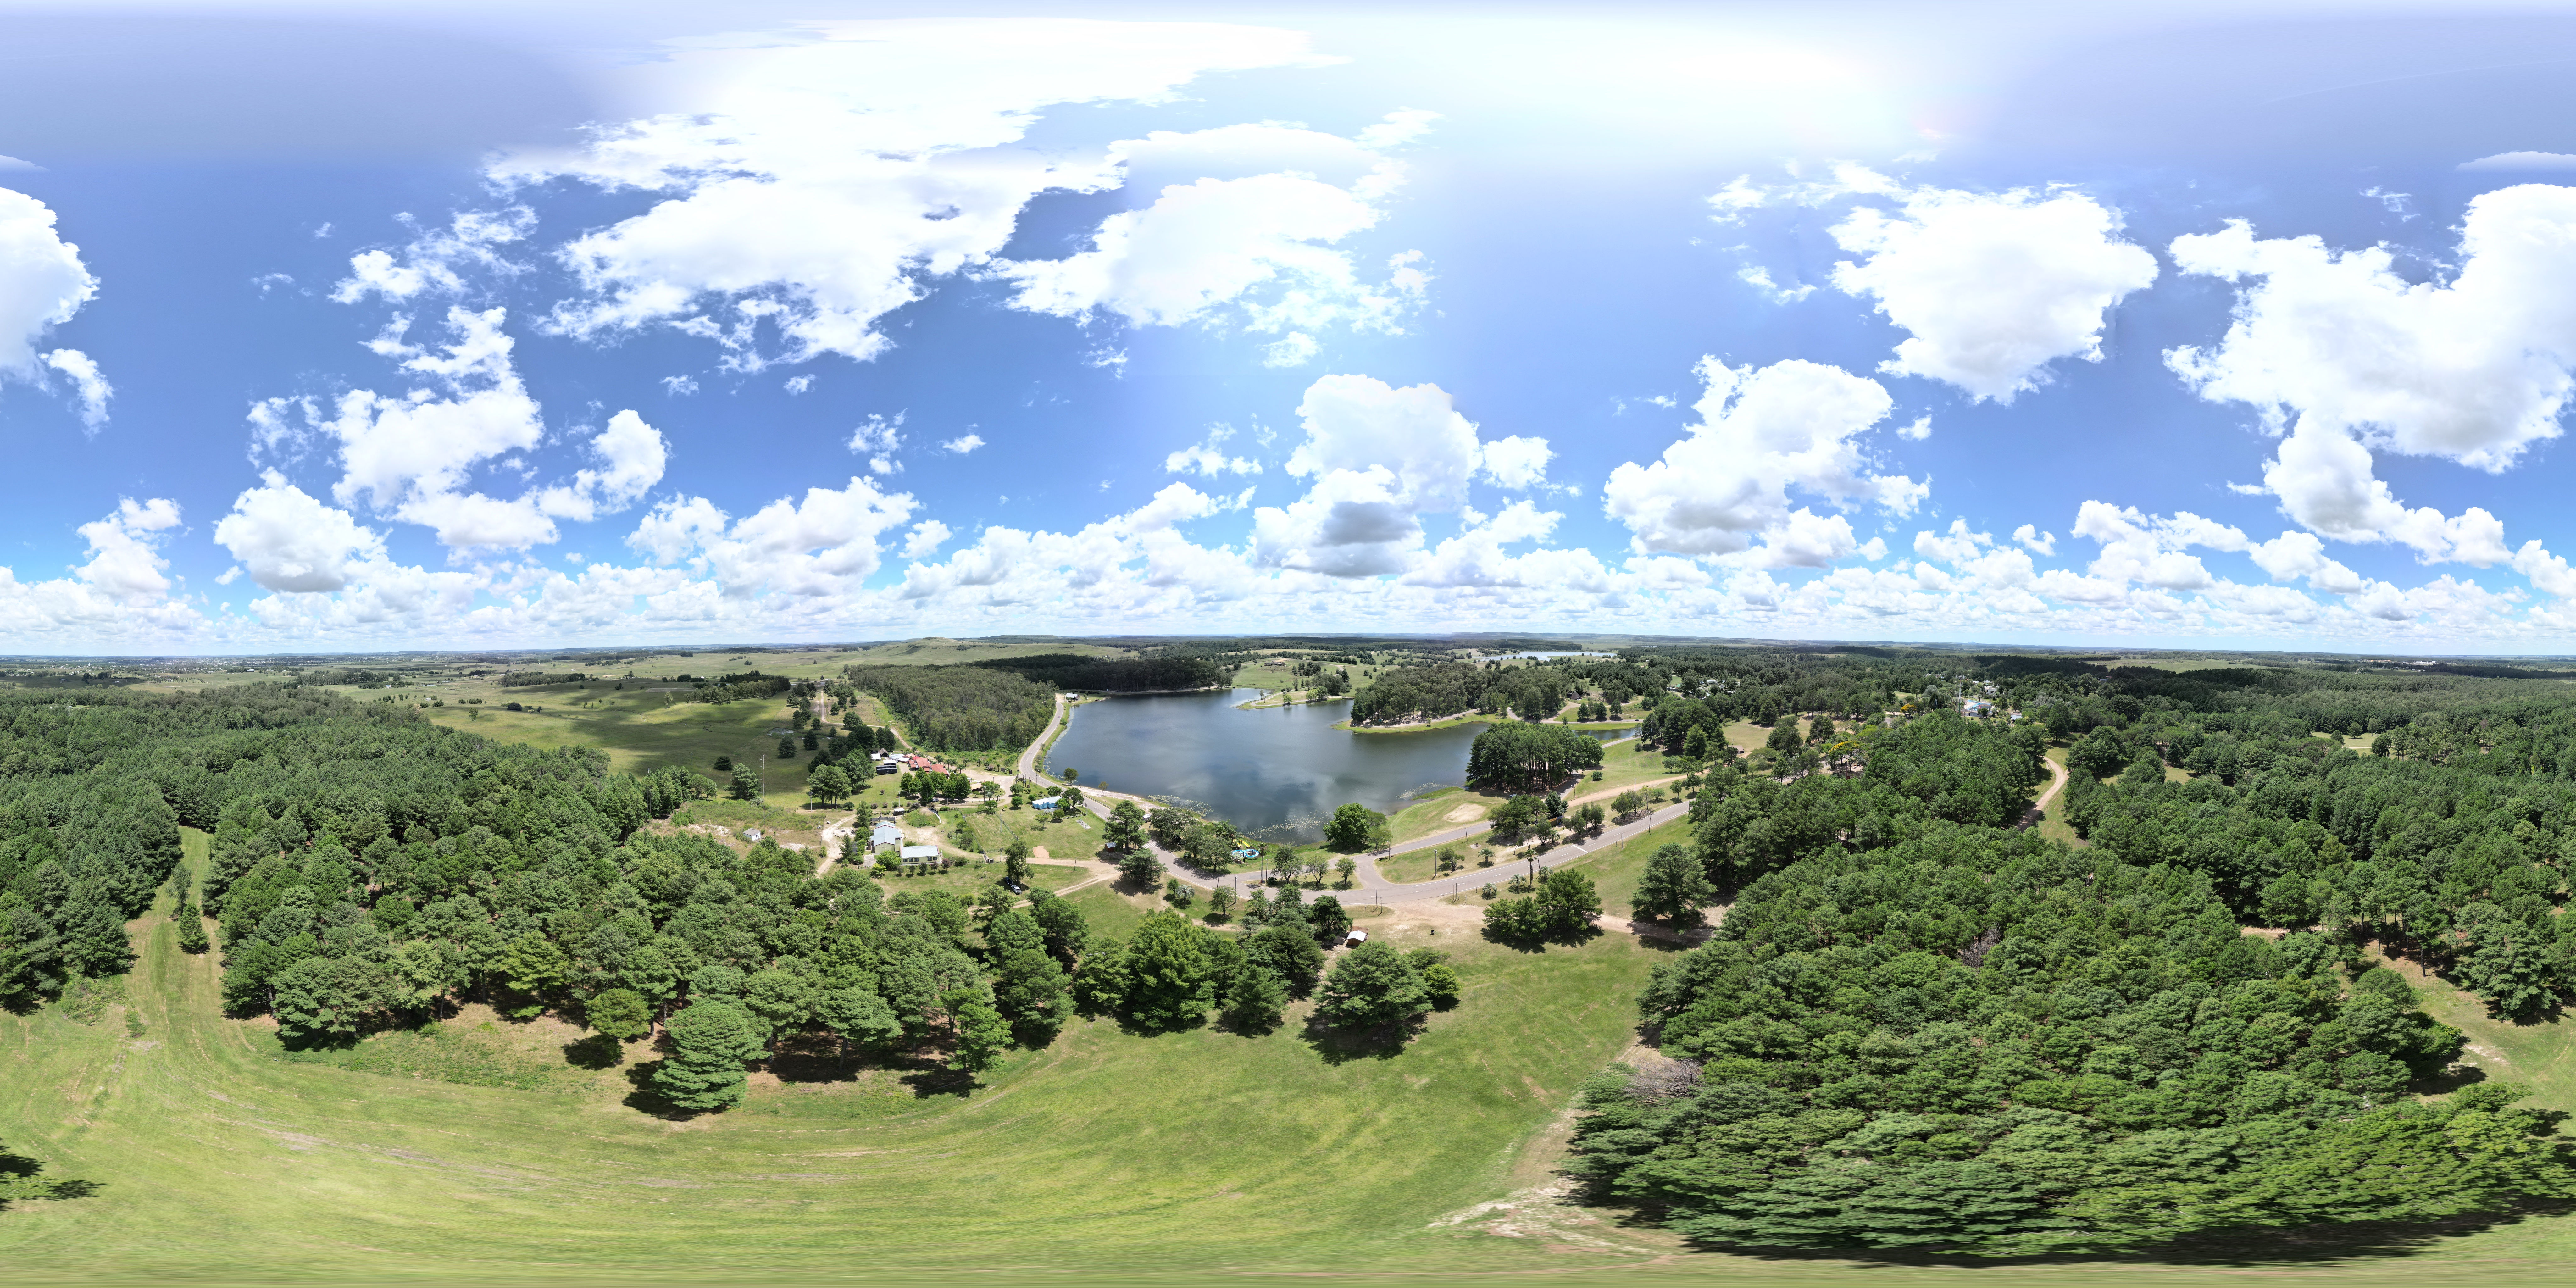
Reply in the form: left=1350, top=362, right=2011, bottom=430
left=488, top=19, right=1322, bottom=367
left=1601, top=357, right=1925, bottom=564
left=1002, top=115, right=1430, bottom=353
left=252, top=307, right=665, bottom=551
left=1251, top=375, right=1548, bottom=577
left=628, top=475, right=917, bottom=599
left=0, top=188, right=98, bottom=388
left=2169, top=187, right=2576, bottom=560
left=331, top=208, right=531, bottom=304
left=42, top=348, right=109, bottom=428
left=213, top=473, right=388, bottom=593
left=1830, top=179, right=2159, bottom=401
left=1167, top=425, right=1263, bottom=477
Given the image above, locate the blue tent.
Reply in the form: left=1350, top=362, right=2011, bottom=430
left=1033, top=796, right=1061, bottom=810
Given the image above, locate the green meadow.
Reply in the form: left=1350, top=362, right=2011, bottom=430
left=8, top=829, right=2576, bottom=1286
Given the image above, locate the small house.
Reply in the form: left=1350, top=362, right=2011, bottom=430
left=870, top=821, right=903, bottom=848
left=1344, top=930, right=1368, bottom=946
left=898, top=845, right=940, bottom=862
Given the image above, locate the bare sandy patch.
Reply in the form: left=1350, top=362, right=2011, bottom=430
left=1443, top=803, right=1488, bottom=824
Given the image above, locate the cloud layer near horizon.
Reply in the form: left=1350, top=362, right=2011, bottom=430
left=12, top=13, right=2576, bottom=654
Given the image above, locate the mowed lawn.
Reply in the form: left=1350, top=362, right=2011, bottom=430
left=421, top=682, right=801, bottom=786
left=2, top=830, right=1689, bottom=1282
left=8, top=835, right=2576, bottom=1284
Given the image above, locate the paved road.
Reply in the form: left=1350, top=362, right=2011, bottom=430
left=1056, top=788, right=1695, bottom=908
left=1016, top=692, right=1070, bottom=782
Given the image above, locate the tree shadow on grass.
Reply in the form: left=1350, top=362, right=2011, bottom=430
left=766, top=1033, right=871, bottom=1085
left=1300, top=1014, right=1416, bottom=1066
left=0, top=1147, right=102, bottom=1206
left=619, top=1060, right=692, bottom=1119
left=275, top=1029, right=362, bottom=1054
left=900, top=1063, right=980, bottom=1098
left=1480, top=924, right=1605, bottom=955
left=1214, top=1010, right=1283, bottom=1039
left=2413, top=1060, right=2490, bottom=1096
left=1621, top=918, right=1705, bottom=952
left=561, top=1033, right=623, bottom=1070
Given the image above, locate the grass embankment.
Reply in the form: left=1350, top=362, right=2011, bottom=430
left=0, top=830, right=1697, bottom=1283
left=2389, top=952, right=2576, bottom=1113
left=12, top=827, right=2576, bottom=1284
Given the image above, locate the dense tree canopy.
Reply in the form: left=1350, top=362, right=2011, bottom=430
left=843, top=664, right=1052, bottom=752
left=1573, top=820, right=2576, bottom=1254
left=1467, top=721, right=1605, bottom=793
left=1558, top=649, right=2576, bottom=1257
left=0, top=682, right=1110, bottom=1108
left=967, top=654, right=1232, bottom=693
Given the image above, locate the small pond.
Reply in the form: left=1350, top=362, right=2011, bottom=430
left=1047, top=689, right=1628, bottom=842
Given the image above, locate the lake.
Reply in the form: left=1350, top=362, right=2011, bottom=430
left=1045, top=689, right=1488, bottom=841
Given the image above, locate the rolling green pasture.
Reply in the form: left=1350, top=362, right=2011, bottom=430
left=6, top=834, right=2576, bottom=1284
left=0, top=835, right=1691, bottom=1283
left=420, top=679, right=800, bottom=782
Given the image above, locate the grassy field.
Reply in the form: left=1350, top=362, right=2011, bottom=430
left=1389, top=785, right=1500, bottom=844
left=870, top=859, right=1091, bottom=898
left=24, top=658, right=2576, bottom=1284
left=1378, top=838, right=1494, bottom=884
left=3, top=829, right=1680, bottom=1284
left=2400, top=951, right=2576, bottom=1113
left=9, top=834, right=2576, bottom=1285
left=1061, top=881, right=1158, bottom=940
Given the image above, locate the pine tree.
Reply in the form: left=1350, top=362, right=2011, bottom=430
left=1118, top=912, right=1215, bottom=1031
left=1220, top=961, right=1288, bottom=1034
left=1317, top=939, right=1428, bottom=1031
left=655, top=1001, right=765, bottom=1113
left=1420, top=963, right=1461, bottom=1010
left=1629, top=843, right=1717, bottom=928
left=588, top=988, right=652, bottom=1041
left=1102, top=800, right=1148, bottom=851
left=951, top=998, right=1010, bottom=1072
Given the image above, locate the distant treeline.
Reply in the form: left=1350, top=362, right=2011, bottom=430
left=684, top=672, right=793, bottom=705
left=845, top=665, right=1052, bottom=752
left=499, top=671, right=590, bottom=688
left=968, top=654, right=1231, bottom=692
left=295, top=669, right=394, bottom=688
left=1349, top=661, right=1578, bottom=725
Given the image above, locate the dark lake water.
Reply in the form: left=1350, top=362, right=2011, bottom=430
left=1045, top=690, right=1488, bottom=841
left=1047, top=689, right=1635, bottom=841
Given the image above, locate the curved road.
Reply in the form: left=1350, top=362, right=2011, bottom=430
left=1016, top=692, right=1070, bottom=782
left=2023, top=748, right=2069, bottom=827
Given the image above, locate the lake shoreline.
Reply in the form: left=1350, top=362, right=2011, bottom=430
left=1339, top=715, right=1641, bottom=735
left=1046, top=687, right=1490, bottom=841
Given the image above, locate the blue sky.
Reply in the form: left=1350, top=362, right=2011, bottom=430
left=15, top=1, right=2576, bottom=654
